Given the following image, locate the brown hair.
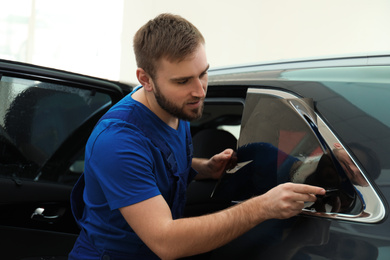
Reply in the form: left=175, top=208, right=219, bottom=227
left=133, top=13, right=205, bottom=79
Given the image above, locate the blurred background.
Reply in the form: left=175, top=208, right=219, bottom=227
left=1, top=0, right=389, bottom=84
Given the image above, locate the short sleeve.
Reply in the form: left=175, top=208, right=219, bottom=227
left=86, top=120, right=161, bottom=210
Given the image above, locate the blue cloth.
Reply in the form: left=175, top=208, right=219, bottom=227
left=69, top=87, right=196, bottom=259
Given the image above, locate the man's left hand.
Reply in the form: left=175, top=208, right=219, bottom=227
left=193, top=149, right=237, bottom=180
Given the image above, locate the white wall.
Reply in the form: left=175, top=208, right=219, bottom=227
left=1, top=0, right=389, bottom=84
left=120, top=0, right=390, bottom=84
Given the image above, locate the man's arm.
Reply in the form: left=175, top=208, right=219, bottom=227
left=120, top=183, right=325, bottom=260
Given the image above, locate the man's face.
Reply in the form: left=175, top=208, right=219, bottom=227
left=152, top=44, right=208, bottom=121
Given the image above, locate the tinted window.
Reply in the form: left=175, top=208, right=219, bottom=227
left=214, top=91, right=364, bottom=216
left=0, top=75, right=110, bottom=183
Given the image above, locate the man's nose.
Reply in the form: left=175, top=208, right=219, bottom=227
left=192, top=78, right=206, bottom=98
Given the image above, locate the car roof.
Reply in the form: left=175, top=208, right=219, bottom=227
left=208, top=53, right=390, bottom=84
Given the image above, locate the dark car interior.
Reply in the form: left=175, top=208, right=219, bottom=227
left=186, top=98, right=243, bottom=217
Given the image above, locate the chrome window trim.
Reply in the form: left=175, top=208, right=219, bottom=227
left=248, top=88, right=386, bottom=223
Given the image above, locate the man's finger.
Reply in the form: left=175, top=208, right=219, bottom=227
left=290, top=183, right=326, bottom=196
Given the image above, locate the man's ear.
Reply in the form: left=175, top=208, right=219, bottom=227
left=136, top=68, right=154, bottom=92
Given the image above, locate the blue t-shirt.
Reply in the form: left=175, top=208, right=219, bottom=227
left=79, top=87, right=190, bottom=255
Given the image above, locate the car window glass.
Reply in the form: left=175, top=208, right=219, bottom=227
left=0, top=75, right=111, bottom=182
left=215, top=91, right=364, bottom=216
left=282, top=66, right=390, bottom=128
left=281, top=66, right=390, bottom=184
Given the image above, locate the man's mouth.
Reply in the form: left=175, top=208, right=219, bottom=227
left=187, top=99, right=203, bottom=108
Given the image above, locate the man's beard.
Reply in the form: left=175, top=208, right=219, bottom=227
left=154, top=83, right=204, bottom=121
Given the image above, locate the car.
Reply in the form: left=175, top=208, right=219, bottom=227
left=0, top=54, right=389, bottom=259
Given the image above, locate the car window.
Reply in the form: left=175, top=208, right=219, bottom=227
left=237, top=92, right=362, bottom=213
left=213, top=88, right=385, bottom=223
left=0, top=75, right=111, bottom=183
left=281, top=66, right=390, bottom=126
left=281, top=66, right=390, bottom=182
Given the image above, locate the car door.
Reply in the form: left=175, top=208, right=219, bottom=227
left=0, top=60, right=127, bottom=260
left=218, top=88, right=385, bottom=260
left=187, top=83, right=387, bottom=259
left=228, top=89, right=383, bottom=217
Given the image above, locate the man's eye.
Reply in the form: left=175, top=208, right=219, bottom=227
left=177, top=79, right=189, bottom=85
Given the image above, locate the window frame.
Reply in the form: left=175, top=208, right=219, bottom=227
left=247, top=88, right=385, bottom=223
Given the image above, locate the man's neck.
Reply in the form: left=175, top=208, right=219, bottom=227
left=132, top=87, right=179, bottom=130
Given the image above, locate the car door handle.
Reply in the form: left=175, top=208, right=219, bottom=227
left=31, top=207, right=65, bottom=222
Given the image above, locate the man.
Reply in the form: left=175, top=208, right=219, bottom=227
left=69, top=13, right=325, bottom=259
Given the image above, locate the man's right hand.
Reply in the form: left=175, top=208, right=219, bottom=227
left=257, top=183, right=325, bottom=220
